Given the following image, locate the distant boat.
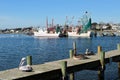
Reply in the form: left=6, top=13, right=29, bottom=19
left=34, top=11, right=92, bottom=38
left=34, top=28, right=91, bottom=38
left=67, top=31, right=91, bottom=37
left=34, top=28, right=59, bottom=37
left=34, top=18, right=92, bottom=38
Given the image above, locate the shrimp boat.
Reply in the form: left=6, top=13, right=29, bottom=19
left=34, top=17, right=67, bottom=37
left=34, top=26, right=92, bottom=38
left=34, top=17, right=68, bottom=37
left=68, top=31, right=91, bottom=37
left=34, top=28, right=60, bottom=37
left=34, top=12, right=92, bottom=38
left=67, top=17, right=92, bottom=37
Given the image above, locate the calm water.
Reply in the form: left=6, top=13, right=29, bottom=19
left=0, top=34, right=120, bottom=80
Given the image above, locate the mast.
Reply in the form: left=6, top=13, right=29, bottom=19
left=46, top=16, right=48, bottom=28
left=70, top=16, right=74, bottom=27
left=52, top=18, right=54, bottom=27
left=65, top=16, right=68, bottom=26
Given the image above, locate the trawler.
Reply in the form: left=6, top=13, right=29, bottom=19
left=34, top=12, right=92, bottom=38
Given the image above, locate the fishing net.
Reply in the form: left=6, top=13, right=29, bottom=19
left=81, top=12, right=92, bottom=33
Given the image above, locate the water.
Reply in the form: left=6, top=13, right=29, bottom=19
left=0, top=34, right=120, bottom=80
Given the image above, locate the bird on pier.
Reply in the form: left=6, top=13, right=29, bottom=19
left=19, top=57, right=33, bottom=72
left=73, top=53, right=88, bottom=60
left=85, top=49, right=94, bottom=55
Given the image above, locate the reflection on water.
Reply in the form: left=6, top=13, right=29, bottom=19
left=0, top=34, right=120, bottom=80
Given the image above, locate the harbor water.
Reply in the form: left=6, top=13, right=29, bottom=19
left=0, top=34, right=120, bottom=80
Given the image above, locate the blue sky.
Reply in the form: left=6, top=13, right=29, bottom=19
left=0, top=0, right=120, bottom=29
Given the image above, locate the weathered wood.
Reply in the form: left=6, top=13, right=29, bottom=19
left=117, top=44, right=120, bottom=50
left=98, top=70, right=104, bottom=80
left=69, top=50, right=74, bottom=59
left=73, top=42, right=76, bottom=55
left=27, top=56, right=32, bottom=65
left=98, top=46, right=102, bottom=55
left=117, top=44, right=120, bottom=78
left=0, top=50, right=120, bottom=80
left=69, top=73, right=74, bottom=80
left=100, top=51, right=105, bottom=69
left=61, top=61, right=68, bottom=80
left=69, top=49, right=75, bottom=80
left=98, top=51, right=105, bottom=80
left=118, top=62, right=120, bottom=78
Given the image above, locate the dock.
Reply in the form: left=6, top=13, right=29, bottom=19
left=0, top=44, right=120, bottom=80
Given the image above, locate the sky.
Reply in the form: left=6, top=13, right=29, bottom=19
left=0, top=0, right=120, bottom=29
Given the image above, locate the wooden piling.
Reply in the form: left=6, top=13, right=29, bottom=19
left=69, top=50, right=75, bottom=80
left=98, top=70, right=104, bottom=80
left=98, top=46, right=102, bottom=55
left=69, top=50, right=74, bottom=59
left=61, top=61, right=68, bottom=80
left=100, top=51, right=105, bottom=69
left=98, top=51, right=105, bottom=80
left=117, top=44, right=120, bottom=78
left=73, top=42, right=76, bottom=55
left=26, top=56, right=32, bottom=65
left=117, top=44, right=120, bottom=50
left=69, top=73, right=74, bottom=80
left=118, top=62, right=120, bottom=78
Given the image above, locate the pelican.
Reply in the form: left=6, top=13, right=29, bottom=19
left=19, top=57, right=33, bottom=72
left=73, top=54, right=88, bottom=60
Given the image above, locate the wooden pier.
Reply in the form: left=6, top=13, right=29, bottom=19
left=0, top=44, right=120, bottom=80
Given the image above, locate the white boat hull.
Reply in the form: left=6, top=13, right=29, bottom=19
left=68, top=31, right=91, bottom=37
left=34, top=31, right=91, bottom=37
left=34, top=28, right=91, bottom=38
left=34, top=32, right=59, bottom=37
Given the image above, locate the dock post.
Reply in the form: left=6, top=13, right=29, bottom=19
left=98, top=46, right=102, bottom=55
left=118, top=62, right=120, bottom=78
left=73, top=42, right=76, bottom=55
left=117, top=44, right=120, bottom=50
left=69, top=50, right=74, bottom=59
left=61, top=61, right=68, bottom=80
left=69, top=50, right=75, bottom=80
left=69, top=73, right=74, bottom=80
left=98, top=51, right=105, bottom=80
left=27, top=56, right=32, bottom=65
left=117, top=44, right=120, bottom=78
